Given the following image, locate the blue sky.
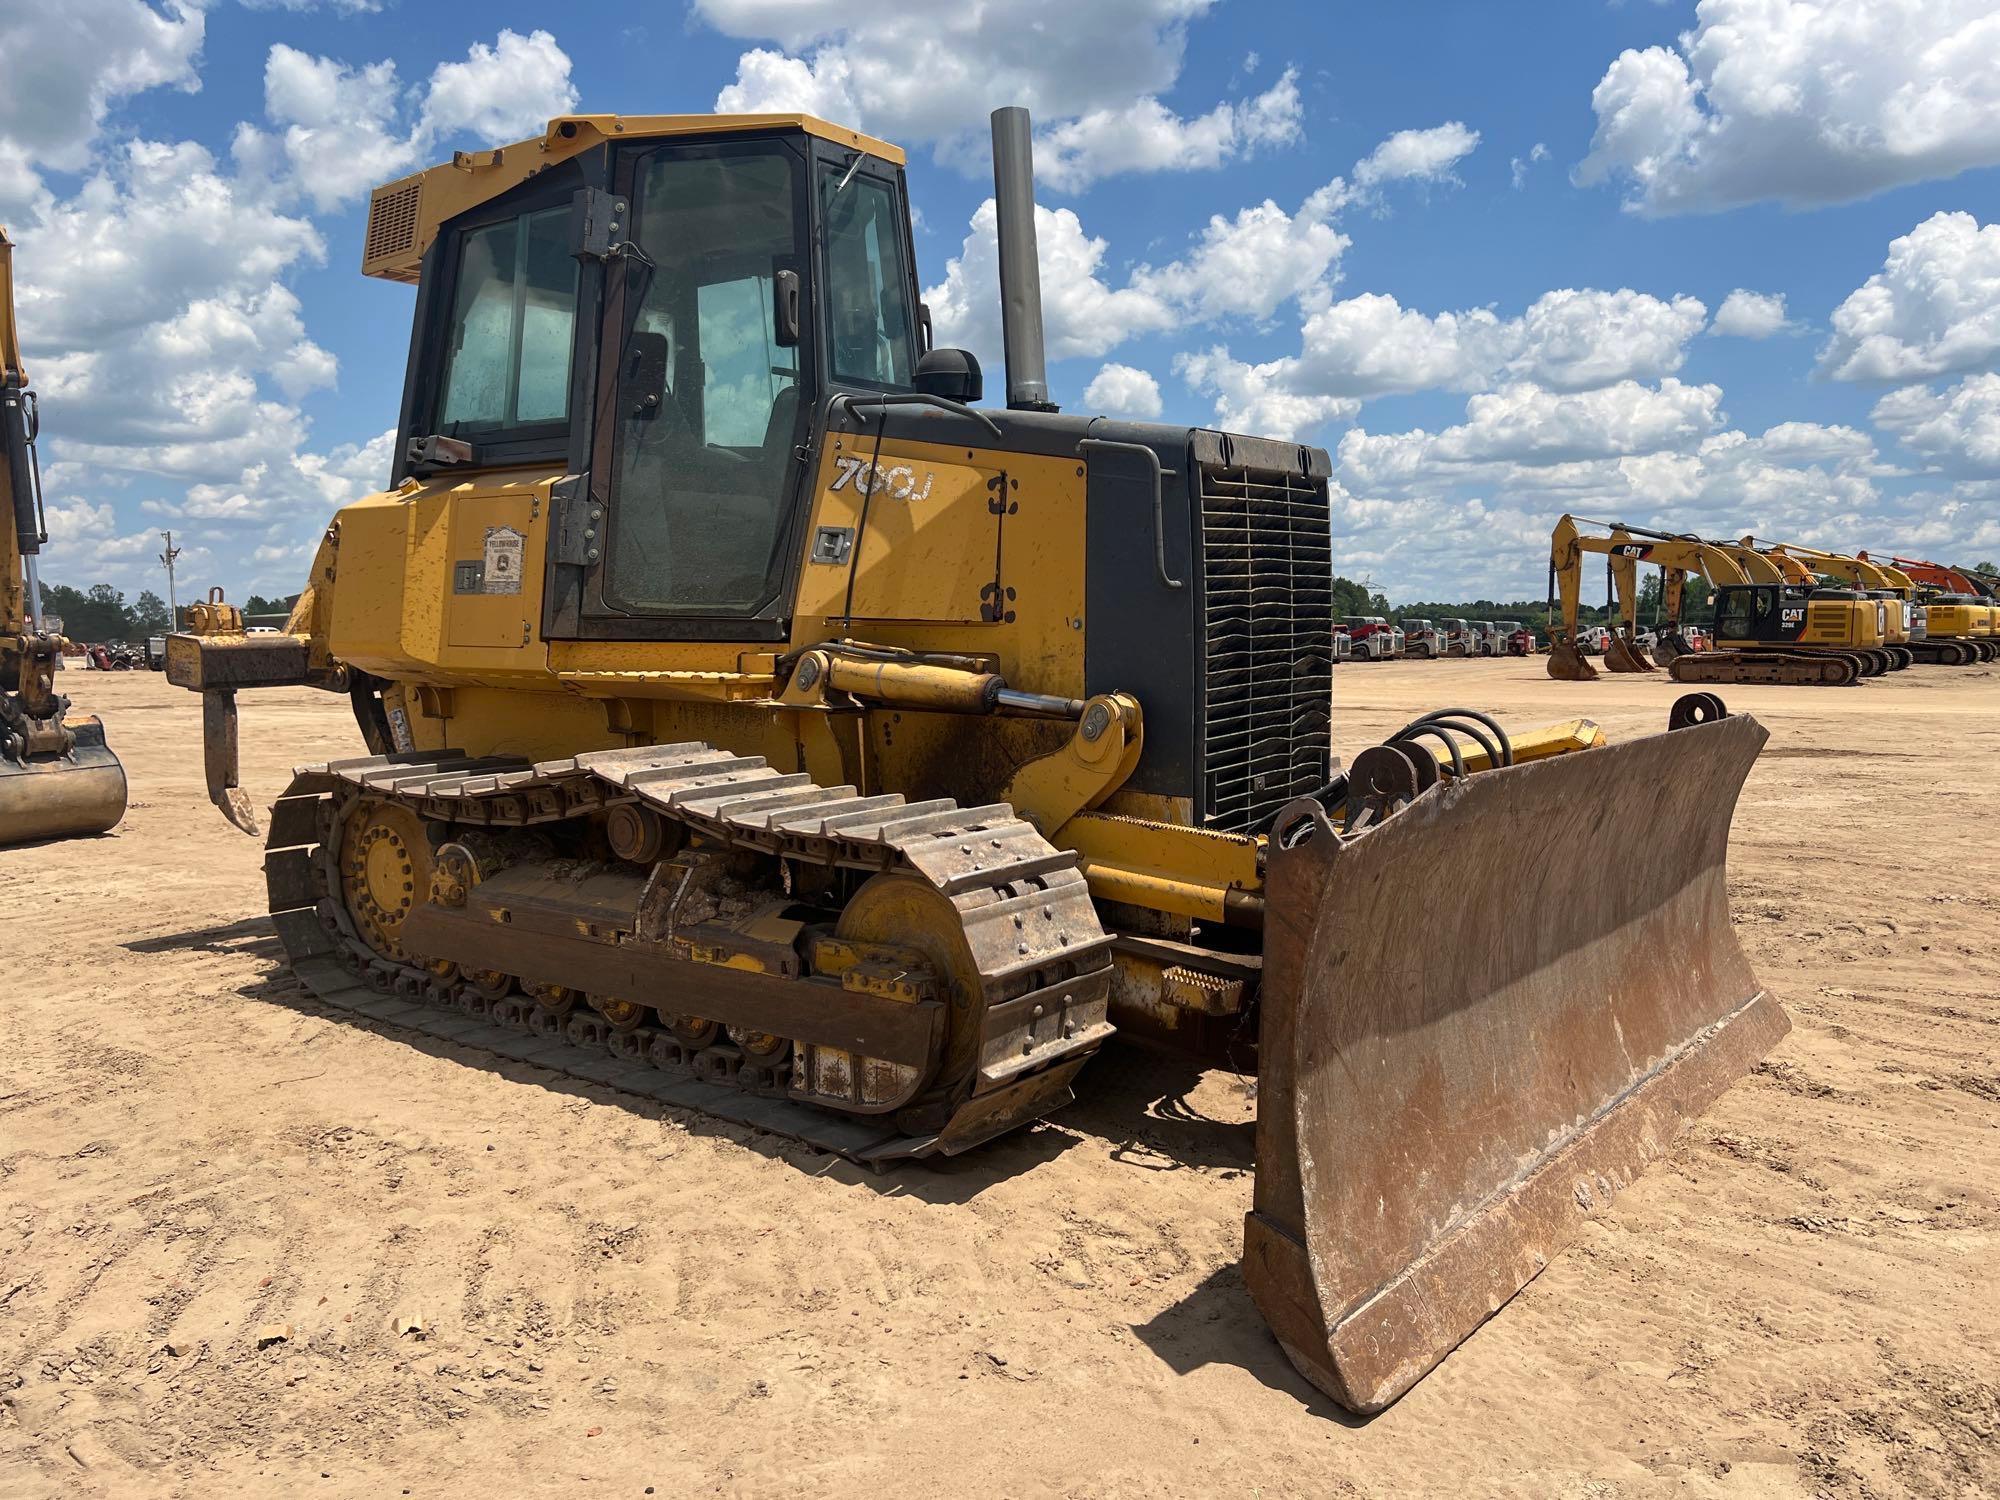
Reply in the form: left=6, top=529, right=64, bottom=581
left=5, top=0, right=1998, bottom=607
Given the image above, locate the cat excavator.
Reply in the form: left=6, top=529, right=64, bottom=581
left=1690, top=537, right=1903, bottom=673
left=0, top=227, right=127, bottom=844
left=162, top=110, right=1786, bottom=1413
left=1875, top=557, right=1999, bottom=660
left=1549, top=516, right=1876, bottom=685
left=1752, top=540, right=1983, bottom=667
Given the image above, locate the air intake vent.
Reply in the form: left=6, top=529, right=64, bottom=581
left=363, top=179, right=423, bottom=281
left=1196, top=459, right=1333, bottom=832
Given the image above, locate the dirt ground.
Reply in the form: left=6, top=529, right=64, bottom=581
left=3, top=658, right=1996, bottom=1499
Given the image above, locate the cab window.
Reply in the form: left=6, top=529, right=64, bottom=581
left=821, top=170, right=916, bottom=388
left=604, top=144, right=809, bottom=617
left=436, top=206, right=578, bottom=435
left=1715, top=585, right=1773, bottom=639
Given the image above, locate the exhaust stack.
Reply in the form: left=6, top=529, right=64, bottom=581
left=989, top=107, right=1056, bottom=412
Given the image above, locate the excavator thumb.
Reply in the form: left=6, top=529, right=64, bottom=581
left=1244, top=710, right=1784, bottom=1413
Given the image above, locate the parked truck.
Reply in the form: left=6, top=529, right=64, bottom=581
left=1398, top=618, right=1441, bottom=659
left=1339, top=615, right=1404, bottom=660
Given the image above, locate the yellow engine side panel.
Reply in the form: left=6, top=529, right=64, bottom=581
left=1922, top=603, right=1979, bottom=639
left=329, top=470, right=564, bottom=687
left=792, top=433, right=1087, bottom=698
left=1801, top=600, right=1882, bottom=649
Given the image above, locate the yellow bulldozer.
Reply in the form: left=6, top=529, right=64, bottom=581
left=165, top=109, right=1787, bottom=1412
left=1, top=227, right=127, bottom=845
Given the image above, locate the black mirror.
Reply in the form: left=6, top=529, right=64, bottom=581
left=623, top=330, right=669, bottom=420
left=774, top=268, right=801, bottom=347
left=914, top=347, right=982, bottom=403
left=918, top=300, right=934, bottom=353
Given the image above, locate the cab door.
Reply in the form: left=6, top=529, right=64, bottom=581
left=557, top=135, right=818, bottom=643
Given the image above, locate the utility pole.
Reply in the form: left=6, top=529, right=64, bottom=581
left=159, top=530, right=181, bottom=629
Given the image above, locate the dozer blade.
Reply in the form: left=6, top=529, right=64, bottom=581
left=0, top=718, right=127, bottom=845
left=1244, top=712, right=1785, bottom=1414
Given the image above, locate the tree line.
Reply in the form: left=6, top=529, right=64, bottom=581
left=35, top=583, right=298, bottom=642
left=1390, top=572, right=1710, bottom=629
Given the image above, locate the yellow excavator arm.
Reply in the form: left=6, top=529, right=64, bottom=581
left=0, top=226, right=129, bottom=843
left=1548, top=515, right=1749, bottom=678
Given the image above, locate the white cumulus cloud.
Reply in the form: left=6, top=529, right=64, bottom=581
left=1579, top=0, right=2000, bottom=214
left=1177, top=288, right=1708, bottom=436
left=1033, top=69, right=1301, bottom=192
left=924, top=199, right=1176, bottom=376
left=1820, top=212, right=2000, bottom=382
left=0, top=0, right=203, bottom=205
left=1127, top=190, right=1349, bottom=323
left=1873, top=375, right=2000, bottom=473
left=1352, top=122, right=1480, bottom=191
left=1710, top=289, right=1790, bottom=339
left=703, top=1, right=1305, bottom=191
left=235, top=30, right=578, bottom=212
left=1083, top=364, right=1164, bottom=420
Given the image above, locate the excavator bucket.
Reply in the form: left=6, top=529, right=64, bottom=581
left=1244, top=711, right=1785, bottom=1413
left=1546, top=636, right=1597, bottom=680
left=1604, top=631, right=1655, bottom=672
left=0, top=716, right=126, bottom=845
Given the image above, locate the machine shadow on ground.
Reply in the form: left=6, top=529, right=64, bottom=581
left=125, top=913, right=1312, bottom=1398
left=126, top=916, right=1273, bottom=1204
left=1132, top=1263, right=1364, bottom=1421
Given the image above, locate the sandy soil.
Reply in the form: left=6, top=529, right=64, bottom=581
left=2, top=659, right=1996, bottom=1499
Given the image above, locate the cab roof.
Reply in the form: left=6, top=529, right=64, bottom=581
left=361, top=113, right=905, bottom=284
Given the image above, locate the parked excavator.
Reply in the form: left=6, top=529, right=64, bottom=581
left=1690, top=537, right=1904, bottom=672
left=1, top=227, right=127, bottom=845
left=1549, top=516, right=1879, bottom=684
left=1876, top=556, right=1999, bottom=660
left=164, top=110, right=1786, bottom=1413
left=1751, top=540, right=1983, bottom=667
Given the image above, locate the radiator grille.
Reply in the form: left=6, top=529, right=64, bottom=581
left=363, top=179, right=424, bottom=280
left=1197, top=463, right=1333, bottom=831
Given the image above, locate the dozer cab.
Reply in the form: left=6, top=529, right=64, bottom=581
left=1549, top=516, right=1886, bottom=685
left=165, top=109, right=1786, bottom=1413
left=0, top=227, right=127, bottom=845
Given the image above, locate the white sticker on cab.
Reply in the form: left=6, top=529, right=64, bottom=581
left=482, top=526, right=525, bottom=595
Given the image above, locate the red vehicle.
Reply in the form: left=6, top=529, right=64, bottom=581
left=1338, top=615, right=1404, bottom=661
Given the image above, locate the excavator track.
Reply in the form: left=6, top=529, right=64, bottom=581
left=262, top=744, right=1115, bottom=1164
left=1669, top=649, right=1862, bottom=687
